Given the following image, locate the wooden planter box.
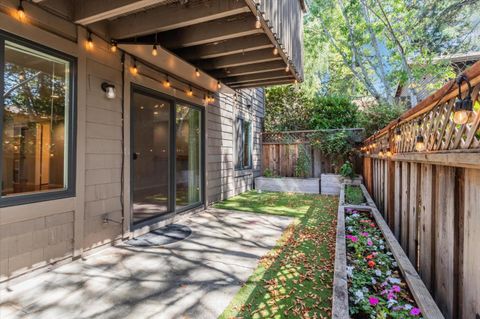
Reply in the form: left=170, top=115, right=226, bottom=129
left=321, top=174, right=363, bottom=195
left=254, top=177, right=320, bottom=194
left=332, top=183, right=444, bottom=319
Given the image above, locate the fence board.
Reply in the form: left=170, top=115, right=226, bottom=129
left=462, top=168, right=480, bottom=319
left=418, top=164, right=435, bottom=292
left=393, top=161, right=402, bottom=240
left=408, top=163, right=420, bottom=267
left=434, top=166, right=456, bottom=318
left=401, top=162, right=410, bottom=251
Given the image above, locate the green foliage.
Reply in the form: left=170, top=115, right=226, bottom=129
left=294, top=146, right=312, bottom=178
left=358, top=103, right=405, bottom=137
left=263, top=168, right=273, bottom=177
left=340, top=161, right=356, bottom=179
left=264, top=85, right=312, bottom=132
left=345, top=185, right=364, bottom=205
left=310, top=130, right=355, bottom=172
left=309, top=96, right=358, bottom=129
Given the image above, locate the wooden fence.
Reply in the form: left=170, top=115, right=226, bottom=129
left=362, top=61, right=480, bottom=319
left=262, top=129, right=364, bottom=177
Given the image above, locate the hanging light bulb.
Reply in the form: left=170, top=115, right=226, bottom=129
left=386, top=148, right=393, bottom=158
left=131, top=59, right=138, bottom=75
left=273, top=47, right=279, bottom=56
left=210, top=95, right=215, bottom=103
left=255, top=14, right=261, bottom=29
left=285, top=64, right=290, bottom=73
left=203, top=94, right=208, bottom=104
left=217, top=81, right=222, bottom=89
left=163, top=76, right=171, bottom=88
left=453, top=74, right=474, bottom=125
left=152, top=44, right=158, bottom=57
left=415, top=135, right=425, bottom=152
left=378, top=149, right=384, bottom=158
left=17, top=0, right=25, bottom=21
left=195, top=68, right=200, bottom=77
left=394, top=127, right=402, bottom=142
left=86, top=32, right=94, bottom=50
left=187, top=86, right=193, bottom=97
left=110, top=41, right=117, bottom=53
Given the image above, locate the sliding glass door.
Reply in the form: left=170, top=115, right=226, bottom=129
left=131, top=87, right=203, bottom=226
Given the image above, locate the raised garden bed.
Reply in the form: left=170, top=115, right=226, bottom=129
left=332, top=183, right=444, bottom=319
left=254, top=177, right=320, bottom=194
left=321, top=174, right=363, bottom=196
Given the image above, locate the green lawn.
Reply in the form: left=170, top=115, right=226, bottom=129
left=215, top=191, right=338, bottom=319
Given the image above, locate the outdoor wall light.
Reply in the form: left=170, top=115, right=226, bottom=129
left=101, top=82, right=116, bottom=99
left=453, top=74, right=474, bottom=125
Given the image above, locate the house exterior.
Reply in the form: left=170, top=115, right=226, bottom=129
left=0, top=0, right=305, bottom=283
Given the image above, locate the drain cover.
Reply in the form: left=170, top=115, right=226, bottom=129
left=127, top=224, right=192, bottom=247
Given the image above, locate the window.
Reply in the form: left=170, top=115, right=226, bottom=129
left=235, top=118, right=252, bottom=170
left=1, top=33, right=75, bottom=205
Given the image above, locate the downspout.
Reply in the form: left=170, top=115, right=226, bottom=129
left=120, top=52, right=126, bottom=238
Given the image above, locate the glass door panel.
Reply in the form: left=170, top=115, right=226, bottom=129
left=131, top=91, right=170, bottom=224
left=175, top=104, right=201, bottom=210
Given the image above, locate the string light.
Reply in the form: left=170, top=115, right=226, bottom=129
left=378, top=150, right=384, bottom=158
left=131, top=59, right=138, bottom=75
left=394, top=127, right=402, bottom=142
left=187, top=86, right=193, bottom=97
left=110, top=41, right=117, bottom=53
left=17, top=0, right=25, bottom=21
left=415, top=135, right=425, bottom=152
left=195, top=68, right=200, bottom=77
left=163, top=76, right=171, bottom=88
left=86, top=32, right=94, bottom=50
left=152, top=44, right=158, bottom=57
left=386, top=148, right=393, bottom=157
left=273, top=47, right=279, bottom=56
left=453, top=74, right=474, bottom=125
left=285, top=64, right=290, bottom=73
left=217, top=81, right=222, bottom=89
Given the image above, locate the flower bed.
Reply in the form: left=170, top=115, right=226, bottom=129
left=345, top=208, right=422, bottom=318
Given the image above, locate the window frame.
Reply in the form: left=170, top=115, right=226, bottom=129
left=235, top=117, right=252, bottom=171
left=0, top=30, right=77, bottom=207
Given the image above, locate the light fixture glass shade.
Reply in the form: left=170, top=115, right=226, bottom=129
left=101, top=83, right=116, bottom=99
left=255, top=18, right=261, bottom=29
left=453, top=109, right=471, bottom=125
left=415, top=135, right=425, bottom=152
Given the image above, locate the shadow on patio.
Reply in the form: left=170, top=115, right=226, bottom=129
left=0, top=209, right=292, bottom=319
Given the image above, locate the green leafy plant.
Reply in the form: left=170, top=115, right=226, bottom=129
left=309, top=95, right=358, bottom=130
left=263, top=168, right=274, bottom=177
left=310, top=130, right=354, bottom=173
left=345, top=185, right=364, bottom=205
left=294, top=145, right=312, bottom=178
left=340, top=161, right=356, bottom=179
left=358, top=103, right=405, bottom=137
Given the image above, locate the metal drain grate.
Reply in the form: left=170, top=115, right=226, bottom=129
left=127, top=224, right=192, bottom=247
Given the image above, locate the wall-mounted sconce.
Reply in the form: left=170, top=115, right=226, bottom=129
left=101, top=82, right=116, bottom=99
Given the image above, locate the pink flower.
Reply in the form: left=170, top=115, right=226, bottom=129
left=392, top=285, right=401, bottom=293
left=350, top=236, right=358, bottom=242
left=387, top=292, right=396, bottom=300
left=410, top=308, right=421, bottom=316
left=367, top=239, right=373, bottom=246
left=369, top=296, right=379, bottom=306
left=361, top=232, right=369, bottom=237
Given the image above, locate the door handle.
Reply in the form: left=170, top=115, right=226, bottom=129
left=133, top=152, right=139, bottom=160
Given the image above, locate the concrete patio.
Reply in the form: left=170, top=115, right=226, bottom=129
left=0, top=209, right=292, bottom=319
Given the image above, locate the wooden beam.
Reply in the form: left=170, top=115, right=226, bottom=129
left=210, top=61, right=287, bottom=78
left=230, top=78, right=295, bottom=89
left=174, top=34, right=272, bottom=60
left=156, top=14, right=262, bottom=49
left=108, top=0, right=250, bottom=39
left=75, top=0, right=169, bottom=25
left=197, top=48, right=282, bottom=70
left=366, top=151, right=480, bottom=169
left=225, top=70, right=291, bottom=85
